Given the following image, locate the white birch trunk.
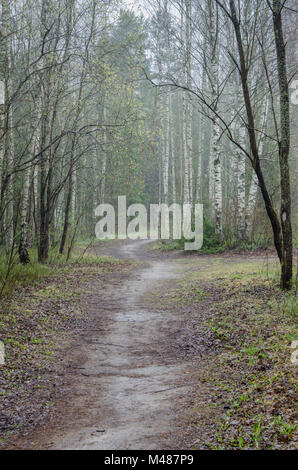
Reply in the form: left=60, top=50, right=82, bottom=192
left=182, top=92, right=190, bottom=204
left=0, top=81, right=4, bottom=196
left=163, top=95, right=170, bottom=205
left=19, top=97, right=41, bottom=261
left=187, top=101, right=193, bottom=204
left=100, top=104, right=107, bottom=205
left=245, top=96, right=268, bottom=239
left=99, top=7, right=109, bottom=205
left=209, top=1, right=222, bottom=239
left=19, top=166, right=31, bottom=262
left=246, top=173, right=258, bottom=239
left=230, top=131, right=238, bottom=223
left=181, top=2, right=192, bottom=205
left=186, top=0, right=193, bottom=204
left=1, top=0, right=14, bottom=248
left=163, top=0, right=171, bottom=205
left=170, top=93, right=176, bottom=203
left=33, top=163, right=38, bottom=228
left=213, top=115, right=223, bottom=239
left=72, top=161, right=77, bottom=217
left=236, top=122, right=246, bottom=239
left=196, top=66, right=206, bottom=203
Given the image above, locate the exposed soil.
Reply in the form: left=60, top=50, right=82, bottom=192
left=2, top=240, right=296, bottom=450
left=5, top=240, right=198, bottom=449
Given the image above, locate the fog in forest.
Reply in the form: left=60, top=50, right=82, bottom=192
left=0, top=0, right=297, bottom=452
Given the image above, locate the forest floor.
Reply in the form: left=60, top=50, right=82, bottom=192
left=0, top=240, right=297, bottom=450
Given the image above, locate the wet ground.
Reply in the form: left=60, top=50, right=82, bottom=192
left=14, top=240, right=194, bottom=450
left=7, top=241, right=291, bottom=450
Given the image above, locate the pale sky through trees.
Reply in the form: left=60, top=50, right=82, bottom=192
left=122, top=0, right=149, bottom=17
left=0, top=0, right=296, bottom=450
left=0, top=0, right=295, bottom=281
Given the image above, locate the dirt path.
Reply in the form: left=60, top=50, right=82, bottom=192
left=18, top=240, right=194, bottom=450
left=8, top=242, right=292, bottom=450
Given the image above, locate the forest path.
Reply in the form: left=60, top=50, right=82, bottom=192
left=27, top=240, right=194, bottom=450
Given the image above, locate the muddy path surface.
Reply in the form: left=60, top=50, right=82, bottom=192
left=14, top=240, right=195, bottom=450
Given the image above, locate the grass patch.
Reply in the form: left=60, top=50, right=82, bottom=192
left=0, top=242, right=133, bottom=446
left=198, top=271, right=297, bottom=448
left=153, top=254, right=297, bottom=449
left=0, top=243, right=124, bottom=297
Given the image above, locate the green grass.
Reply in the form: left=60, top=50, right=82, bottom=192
left=202, top=274, right=297, bottom=449
left=0, top=243, right=122, bottom=296
left=0, top=241, right=132, bottom=445
left=148, top=254, right=297, bottom=449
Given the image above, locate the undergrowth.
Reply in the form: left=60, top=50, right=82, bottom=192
left=156, top=220, right=272, bottom=255
left=149, top=255, right=297, bottom=449
left=0, top=243, right=119, bottom=296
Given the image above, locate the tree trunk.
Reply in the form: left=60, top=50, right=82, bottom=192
left=209, top=0, right=222, bottom=239
left=245, top=96, right=268, bottom=239
left=100, top=104, right=107, bottom=205
left=181, top=2, right=192, bottom=205
left=59, top=169, right=73, bottom=255
left=229, top=0, right=289, bottom=288
left=163, top=0, right=171, bottom=205
left=196, top=65, right=207, bottom=203
left=272, top=0, right=293, bottom=289
left=1, top=0, right=14, bottom=248
left=170, top=92, right=176, bottom=203
left=236, top=121, right=246, bottom=239
left=60, top=65, right=86, bottom=254
left=19, top=99, right=41, bottom=263
left=19, top=166, right=31, bottom=264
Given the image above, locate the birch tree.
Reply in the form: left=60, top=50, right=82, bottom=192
left=1, top=0, right=14, bottom=248
left=181, top=1, right=192, bottom=205
left=208, top=0, right=223, bottom=239
left=214, top=0, right=293, bottom=289
left=245, top=95, right=268, bottom=239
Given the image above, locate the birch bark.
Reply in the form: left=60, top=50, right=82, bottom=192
left=1, top=0, right=14, bottom=247
left=209, top=0, right=222, bottom=239
left=181, top=1, right=192, bottom=205
left=245, top=96, right=268, bottom=239
left=236, top=120, right=246, bottom=239
left=19, top=98, right=41, bottom=263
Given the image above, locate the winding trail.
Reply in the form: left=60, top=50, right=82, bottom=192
left=33, top=240, right=193, bottom=450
